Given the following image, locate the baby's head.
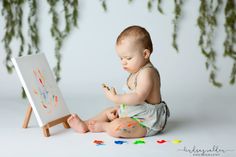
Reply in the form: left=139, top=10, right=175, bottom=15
left=116, top=25, right=153, bottom=53
left=115, top=25, right=153, bottom=73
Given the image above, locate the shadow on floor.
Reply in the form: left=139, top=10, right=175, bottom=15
left=163, top=117, right=197, bottom=134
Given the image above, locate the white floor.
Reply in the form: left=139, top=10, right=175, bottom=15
left=0, top=92, right=236, bottom=157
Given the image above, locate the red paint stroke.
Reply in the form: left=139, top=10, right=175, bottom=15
left=33, top=88, right=38, bottom=95
left=39, top=78, right=44, bottom=86
left=93, top=140, right=104, bottom=145
left=38, top=69, right=43, bottom=78
left=127, top=122, right=136, bottom=127
left=55, top=95, right=58, bottom=104
left=157, top=140, right=167, bottom=144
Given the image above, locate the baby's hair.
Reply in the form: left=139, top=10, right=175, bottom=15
left=116, top=25, right=153, bottom=53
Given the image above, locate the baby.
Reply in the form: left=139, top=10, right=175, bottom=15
left=67, top=25, right=170, bottom=138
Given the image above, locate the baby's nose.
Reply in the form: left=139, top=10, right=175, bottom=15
left=121, top=60, right=127, bottom=65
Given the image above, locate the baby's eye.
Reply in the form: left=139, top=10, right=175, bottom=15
left=127, top=57, right=132, bottom=60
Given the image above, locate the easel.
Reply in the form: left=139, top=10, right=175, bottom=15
left=22, top=105, right=71, bottom=137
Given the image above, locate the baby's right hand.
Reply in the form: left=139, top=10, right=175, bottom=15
left=102, top=83, right=118, bottom=103
left=102, top=83, right=117, bottom=95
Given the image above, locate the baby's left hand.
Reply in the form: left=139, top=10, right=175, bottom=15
left=106, top=108, right=118, bottom=121
left=102, top=84, right=117, bottom=102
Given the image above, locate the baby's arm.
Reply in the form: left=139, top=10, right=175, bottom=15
left=103, top=69, right=154, bottom=105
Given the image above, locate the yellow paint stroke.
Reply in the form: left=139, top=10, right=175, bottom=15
left=171, top=139, right=182, bottom=144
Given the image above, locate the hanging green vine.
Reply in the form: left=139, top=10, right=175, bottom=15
left=47, top=0, right=78, bottom=82
left=144, top=0, right=163, bottom=13
left=27, top=0, right=39, bottom=55
left=156, top=0, right=163, bottom=14
left=172, top=0, right=182, bottom=52
left=145, top=0, right=182, bottom=52
left=1, top=0, right=25, bottom=73
left=100, top=0, right=107, bottom=12
left=197, top=0, right=223, bottom=87
left=147, top=0, right=153, bottom=11
left=15, top=0, right=25, bottom=57
left=224, top=0, right=236, bottom=84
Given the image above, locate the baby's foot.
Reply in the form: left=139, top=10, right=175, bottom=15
left=67, top=114, right=88, bottom=133
left=88, top=121, right=107, bottom=133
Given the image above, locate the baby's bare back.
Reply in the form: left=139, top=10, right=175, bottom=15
left=128, top=67, right=161, bottom=105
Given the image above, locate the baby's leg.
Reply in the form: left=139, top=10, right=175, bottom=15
left=86, top=107, right=118, bottom=132
left=88, top=117, right=147, bottom=138
left=67, top=107, right=118, bottom=133
left=67, top=114, right=88, bottom=133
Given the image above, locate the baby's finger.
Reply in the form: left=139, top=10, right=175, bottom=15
left=111, top=87, right=117, bottom=95
left=102, top=86, right=109, bottom=93
left=102, top=83, right=110, bottom=90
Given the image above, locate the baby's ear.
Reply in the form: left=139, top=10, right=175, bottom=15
left=143, top=49, right=151, bottom=59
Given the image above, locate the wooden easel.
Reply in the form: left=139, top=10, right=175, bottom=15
left=22, top=105, right=71, bottom=137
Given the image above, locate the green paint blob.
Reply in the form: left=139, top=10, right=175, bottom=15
left=133, top=140, right=145, bottom=144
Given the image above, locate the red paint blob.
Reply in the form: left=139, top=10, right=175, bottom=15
left=93, top=140, right=104, bottom=145
left=157, top=140, right=167, bottom=144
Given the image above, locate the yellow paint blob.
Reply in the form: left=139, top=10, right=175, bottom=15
left=171, top=139, right=182, bottom=144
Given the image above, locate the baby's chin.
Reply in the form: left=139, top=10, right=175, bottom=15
left=123, top=67, right=131, bottom=73
left=124, top=68, right=136, bottom=74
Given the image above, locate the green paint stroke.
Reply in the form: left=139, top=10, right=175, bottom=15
left=133, top=139, right=145, bottom=145
left=120, top=104, right=126, bottom=113
left=131, top=117, right=146, bottom=128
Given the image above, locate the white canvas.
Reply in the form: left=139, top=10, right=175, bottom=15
left=12, top=53, right=70, bottom=127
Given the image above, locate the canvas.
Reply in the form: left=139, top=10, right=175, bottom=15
left=12, top=53, right=70, bottom=127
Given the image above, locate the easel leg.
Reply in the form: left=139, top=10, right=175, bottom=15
left=42, top=114, right=71, bottom=137
left=22, top=105, right=70, bottom=137
left=63, top=121, right=70, bottom=128
left=43, top=126, right=50, bottom=137
left=22, top=105, right=32, bottom=128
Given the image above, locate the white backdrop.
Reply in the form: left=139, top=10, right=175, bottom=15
left=0, top=0, right=235, bottom=101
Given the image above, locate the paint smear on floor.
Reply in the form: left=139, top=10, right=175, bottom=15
left=93, top=140, right=105, bottom=146
left=114, top=140, right=128, bottom=145
left=157, top=139, right=167, bottom=144
left=171, top=139, right=182, bottom=144
left=133, top=138, right=145, bottom=145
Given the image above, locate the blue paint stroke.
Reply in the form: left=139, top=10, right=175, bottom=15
left=114, top=140, right=128, bottom=145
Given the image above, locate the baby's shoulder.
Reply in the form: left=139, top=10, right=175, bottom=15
left=141, top=65, right=159, bottom=75
left=138, top=66, right=160, bottom=80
